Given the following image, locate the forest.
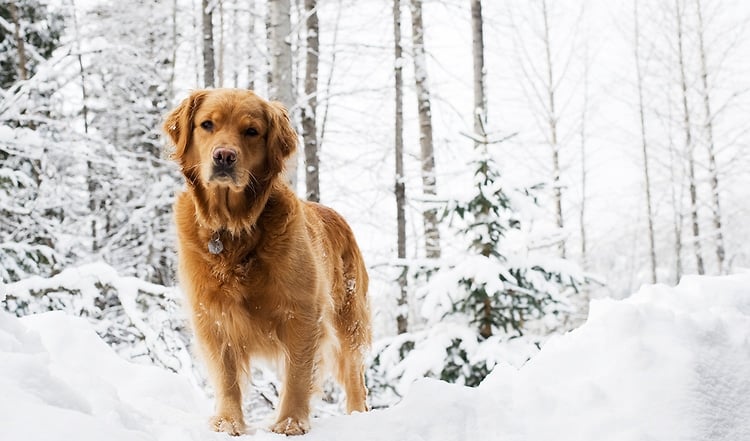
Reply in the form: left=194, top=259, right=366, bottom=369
left=2, top=0, right=750, bottom=430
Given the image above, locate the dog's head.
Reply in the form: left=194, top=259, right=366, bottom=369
left=163, top=89, right=297, bottom=191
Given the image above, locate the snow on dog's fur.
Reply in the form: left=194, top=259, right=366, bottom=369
left=164, top=88, right=371, bottom=436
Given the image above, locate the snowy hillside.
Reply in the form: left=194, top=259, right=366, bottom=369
left=2, top=273, right=748, bottom=441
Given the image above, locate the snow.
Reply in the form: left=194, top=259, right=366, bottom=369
left=2, top=273, right=749, bottom=440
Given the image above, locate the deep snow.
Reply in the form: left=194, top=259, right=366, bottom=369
left=1, top=273, right=749, bottom=441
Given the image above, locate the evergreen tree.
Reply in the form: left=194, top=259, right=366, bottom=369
left=0, top=0, right=64, bottom=89
left=446, top=148, right=576, bottom=340
left=0, top=0, right=70, bottom=282
left=76, top=0, right=179, bottom=284
left=372, top=144, right=587, bottom=392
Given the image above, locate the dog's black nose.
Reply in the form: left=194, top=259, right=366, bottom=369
left=212, top=148, right=237, bottom=168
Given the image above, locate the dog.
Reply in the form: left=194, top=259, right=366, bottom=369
left=163, top=88, right=371, bottom=436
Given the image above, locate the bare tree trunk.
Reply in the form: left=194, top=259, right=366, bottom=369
left=469, top=0, right=493, bottom=339
left=409, top=0, right=441, bottom=259
left=191, top=0, right=201, bottom=86
left=694, top=0, right=725, bottom=273
left=265, top=8, right=273, bottom=89
left=268, top=0, right=298, bottom=190
left=246, top=0, right=256, bottom=90
left=9, top=1, right=27, bottom=81
left=302, top=0, right=320, bottom=202
left=217, top=0, right=225, bottom=87
left=579, top=48, right=589, bottom=272
left=393, top=0, right=408, bottom=335
left=70, top=1, right=89, bottom=135
left=667, top=116, right=685, bottom=283
left=202, top=0, right=216, bottom=87
left=634, top=0, right=657, bottom=284
left=169, top=0, right=178, bottom=98
left=540, top=0, right=565, bottom=258
left=71, top=0, right=96, bottom=251
left=470, top=0, right=487, bottom=143
left=675, top=0, right=705, bottom=275
left=230, top=3, right=239, bottom=87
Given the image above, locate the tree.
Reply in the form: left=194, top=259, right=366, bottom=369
left=408, top=0, right=441, bottom=259
left=393, top=0, right=408, bottom=335
left=509, top=0, right=581, bottom=260
left=674, top=0, right=705, bottom=275
left=246, top=0, right=257, bottom=89
left=0, top=0, right=66, bottom=281
left=8, top=1, right=27, bottom=82
left=372, top=143, right=586, bottom=389
left=443, top=150, right=582, bottom=340
left=302, top=0, right=320, bottom=202
left=0, top=0, right=63, bottom=89
left=633, top=0, right=657, bottom=283
left=268, top=0, right=298, bottom=190
left=78, top=0, right=180, bottom=284
left=540, top=0, right=565, bottom=258
left=202, top=0, right=215, bottom=87
left=694, top=0, right=726, bottom=273
left=470, top=0, right=487, bottom=145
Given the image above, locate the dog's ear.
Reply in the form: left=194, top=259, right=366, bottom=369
left=163, top=90, right=207, bottom=162
left=265, top=101, right=298, bottom=177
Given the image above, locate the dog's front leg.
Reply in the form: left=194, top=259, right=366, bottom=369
left=197, top=328, right=246, bottom=436
left=271, top=321, right=317, bottom=435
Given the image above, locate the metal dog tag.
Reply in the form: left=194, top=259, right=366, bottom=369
left=208, top=232, right=224, bottom=254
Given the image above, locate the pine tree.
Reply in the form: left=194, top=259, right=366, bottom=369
left=0, top=0, right=67, bottom=282
left=0, top=0, right=64, bottom=89
left=448, top=150, right=571, bottom=338
left=73, top=0, right=179, bottom=284
left=371, top=144, right=587, bottom=391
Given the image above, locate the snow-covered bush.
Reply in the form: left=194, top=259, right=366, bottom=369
left=371, top=145, right=589, bottom=395
left=0, top=122, right=91, bottom=282
left=3, top=263, right=194, bottom=377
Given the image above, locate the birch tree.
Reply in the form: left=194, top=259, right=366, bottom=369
left=633, top=0, right=657, bottom=283
left=246, top=0, right=257, bottom=89
left=217, top=0, right=224, bottom=87
left=408, top=0, right=441, bottom=259
left=540, top=0, right=566, bottom=258
left=202, top=0, right=215, bottom=87
left=578, top=42, right=590, bottom=279
left=302, top=0, right=320, bottom=202
left=694, top=0, right=726, bottom=273
left=268, top=0, right=298, bottom=190
left=470, top=0, right=487, bottom=143
left=674, top=0, right=705, bottom=275
left=510, top=1, right=574, bottom=259
left=393, top=0, right=408, bottom=334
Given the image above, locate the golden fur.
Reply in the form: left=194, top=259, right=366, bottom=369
left=163, top=88, right=371, bottom=436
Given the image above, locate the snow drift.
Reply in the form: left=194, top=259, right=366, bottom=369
left=1, top=273, right=749, bottom=441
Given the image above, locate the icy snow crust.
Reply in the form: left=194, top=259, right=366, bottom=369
left=2, top=274, right=749, bottom=440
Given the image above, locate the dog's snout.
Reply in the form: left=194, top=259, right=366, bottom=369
left=213, top=147, right=237, bottom=168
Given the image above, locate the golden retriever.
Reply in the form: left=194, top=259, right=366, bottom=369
left=163, top=88, right=371, bottom=436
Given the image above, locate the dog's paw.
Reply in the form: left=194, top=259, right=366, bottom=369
left=210, top=415, right=245, bottom=436
left=270, top=416, right=310, bottom=436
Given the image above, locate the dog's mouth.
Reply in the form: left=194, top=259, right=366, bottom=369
left=207, top=167, right=255, bottom=191
left=209, top=168, right=239, bottom=185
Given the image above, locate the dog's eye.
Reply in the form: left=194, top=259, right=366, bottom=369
left=200, top=120, right=214, bottom=131
left=244, top=127, right=258, bottom=137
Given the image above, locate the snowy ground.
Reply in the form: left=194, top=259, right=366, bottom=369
left=2, top=273, right=749, bottom=441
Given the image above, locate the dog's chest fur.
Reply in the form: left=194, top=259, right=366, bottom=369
left=174, top=189, right=325, bottom=356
